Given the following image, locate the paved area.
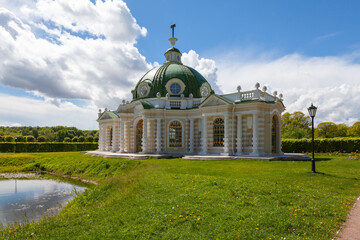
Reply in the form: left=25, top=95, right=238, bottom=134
left=337, top=196, right=360, bottom=240
left=86, top=151, right=311, bottom=161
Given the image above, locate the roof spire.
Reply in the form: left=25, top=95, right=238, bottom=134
left=169, top=23, right=178, bottom=46
left=171, top=24, right=176, bottom=38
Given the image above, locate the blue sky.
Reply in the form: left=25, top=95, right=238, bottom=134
left=127, top=0, right=360, bottom=62
left=0, top=0, right=360, bottom=129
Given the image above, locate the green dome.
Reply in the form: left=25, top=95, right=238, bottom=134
left=164, top=47, right=181, bottom=54
left=132, top=62, right=213, bottom=100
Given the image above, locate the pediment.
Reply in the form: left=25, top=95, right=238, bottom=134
left=199, top=95, right=230, bottom=108
left=98, top=111, right=119, bottom=121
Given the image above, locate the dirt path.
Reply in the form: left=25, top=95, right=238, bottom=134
left=337, top=196, right=360, bottom=240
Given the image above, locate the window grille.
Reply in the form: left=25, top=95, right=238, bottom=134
left=213, top=118, right=224, bottom=147
left=169, top=121, right=182, bottom=147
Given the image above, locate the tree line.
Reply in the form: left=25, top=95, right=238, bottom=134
left=0, top=126, right=98, bottom=143
left=281, top=112, right=360, bottom=139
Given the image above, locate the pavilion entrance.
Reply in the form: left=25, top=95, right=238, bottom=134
left=272, top=116, right=278, bottom=153
left=136, top=120, right=143, bottom=152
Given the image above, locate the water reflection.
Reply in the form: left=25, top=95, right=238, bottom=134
left=0, top=179, right=86, bottom=227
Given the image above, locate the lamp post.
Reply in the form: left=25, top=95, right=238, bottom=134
left=307, top=103, right=318, bottom=173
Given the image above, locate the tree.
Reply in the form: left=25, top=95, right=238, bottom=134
left=281, top=112, right=311, bottom=139
left=72, top=136, right=79, bottom=142
left=335, top=124, right=348, bottom=137
left=63, top=137, right=72, bottom=142
left=315, top=122, right=337, bottom=138
left=56, top=129, right=69, bottom=142
left=78, top=136, right=85, bottom=142
left=348, top=122, right=360, bottom=137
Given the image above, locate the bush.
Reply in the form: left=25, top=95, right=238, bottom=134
left=0, top=142, right=98, bottom=153
left=63, top=137, right=72, bottom=142
left=0, top=136, right=4, bottom=142
left=85, top=136, right=94, bottom=142
left=78, top=136, right=85, bottom=142
left=72, top=136, right=79, bottom=142
left=26, top=136, right=35, bottom=142
left=16, top=136, right=26, bottom=142
left=282, top=138, right=360, bottom=153
left=5, top=136, right=15, bottom=142
left=37, top=136, right=48, bottom=142
left=93, top=137, right=99, bottom=143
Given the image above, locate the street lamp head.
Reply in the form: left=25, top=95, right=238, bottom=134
left=308, top=103, right=317, bottom=118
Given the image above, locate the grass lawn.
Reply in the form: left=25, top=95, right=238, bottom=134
left=0, top=152, right=359, bottom=239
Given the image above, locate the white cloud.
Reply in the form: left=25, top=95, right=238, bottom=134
left=216, top=52, right=360, bottom=125
left=0, top=93, right=98, bottom=129
left=182, top=50, right=221, bottom=94
left=0, top=0, right=152, bottom=112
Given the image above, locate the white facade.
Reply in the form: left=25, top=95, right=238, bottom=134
left=97, top=33, right=285, bottom=157
left=97, top=86, right=285, bottom=157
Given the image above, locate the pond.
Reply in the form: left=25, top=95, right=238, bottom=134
left=0, top=176, right=86, bottom=227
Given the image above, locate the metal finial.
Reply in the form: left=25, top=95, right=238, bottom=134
left=170, top=24, right=176, bottom=38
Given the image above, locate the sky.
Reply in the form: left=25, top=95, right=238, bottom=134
left=0, top=0, right=359, bottom=129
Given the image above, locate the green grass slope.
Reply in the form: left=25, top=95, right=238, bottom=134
left=0, top=152, right=359, bottom=239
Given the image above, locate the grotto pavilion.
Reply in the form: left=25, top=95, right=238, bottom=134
left=97, top=28, right=285, bottom=157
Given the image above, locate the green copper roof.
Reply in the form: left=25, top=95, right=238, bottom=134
left=132, top=62, right=212, bottom=100
left=164, top=47, right=181, bottom=54
left=97, top=111, right=119, bottom=121
left=140, top=100, right=154, bottom=109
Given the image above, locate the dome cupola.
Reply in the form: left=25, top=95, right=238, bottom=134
left=131, top=24, right=213, bottom=101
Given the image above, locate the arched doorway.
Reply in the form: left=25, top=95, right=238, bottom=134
left=169, top=121, right=182, bottom=147
left=136, top=120, right=143, bottom=152
left=272, top=116, right=278, bottom=153
left=213, top=118, right=224, bottom=147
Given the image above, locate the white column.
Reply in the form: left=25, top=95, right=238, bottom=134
left=223, top=115, right=230, bottom=155
left=98, top=125, right=104, bottom=151
left=200, top=116, right=207, bottom=154
left=236, top=114, right=242, bottom=155
left=142, top=117, right=148, bottom=152
left=105, top=127, right=111, bottom=151
left=189, top=119, right=194, bottom=153
left=156, top=119, right=162, bottom=153
left=252, top=112, right=259, bottom=155
left=119, top=120, right=124, bottom=152
left=123, top=121, right=129, bottom=152
left=102, top=126, right=106, bottom=151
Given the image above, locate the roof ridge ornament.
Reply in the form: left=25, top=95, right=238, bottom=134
left=169, top=24, right=178, bottom=46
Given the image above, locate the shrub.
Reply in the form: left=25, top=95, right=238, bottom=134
left=85, top=136, right=94, bottom=142
left=16, top=136, right=26, bottom=142
left=72, top=136, right=79, bottom=142
left=0, top=142, right=98, bottom=152
left=37, top=136, right=48, bottom=142
left=26, top=136, right=35, bottom=142
left=282, top=138, right=360, bottom=153
left=78, top=136, right=85, bottom=142
left=5, top=136, right=15, bottom=142
left=63, top=137, right=72, bottom=142
left=0, top=136, right=4, bottom=142
left=93, top=137, right=99, bottom=143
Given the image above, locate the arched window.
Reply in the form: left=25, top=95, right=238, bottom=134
left=272, top=115, right=278, bottom=153
left=169, top=121, right=182, bottom=147
left=213, top=118, right=224, bottom=147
